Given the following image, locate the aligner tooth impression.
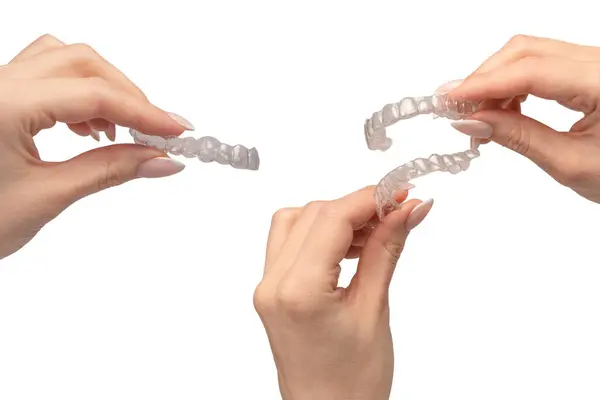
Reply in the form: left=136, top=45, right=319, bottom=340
left=129, top=128, right=260, bottom=171
left=364, top=91, right=483, bottom=219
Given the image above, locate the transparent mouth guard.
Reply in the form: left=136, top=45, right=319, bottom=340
left=365, top=93, right=482, bottom=219
left=129, top=128, right=260, bottom=171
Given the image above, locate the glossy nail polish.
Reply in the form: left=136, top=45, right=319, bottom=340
left=90, top=129, right=101, bottom=142
left=168, top=112, right=195, bottom=131
left=451, top=120, right=494, bottom=139
left=136, top=157, right=185, bottom=178
left=405, top=199, right=434, bottom=231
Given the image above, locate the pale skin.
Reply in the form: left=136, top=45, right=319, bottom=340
left=0, top=34, right=194, bottom=260
left=447, top=35, right=600, bottom=204
left=255, top=35, right=600, bottom=400
left=0, top=34, right=598, bottom=399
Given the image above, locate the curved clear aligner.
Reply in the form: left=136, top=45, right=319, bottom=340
left=374, top=141, right=481, bottom=219
left=129, top=128, right=260, bottom=171
left=364, top=93, right=482, bottom=152
left=365, top=92, right=483, bottom=219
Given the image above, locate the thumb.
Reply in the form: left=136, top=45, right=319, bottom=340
left=450, top=109, right=568, bottom=171
left=350, top=198, right=434, bottom=304
left=42, top=143, right=185, bottom=207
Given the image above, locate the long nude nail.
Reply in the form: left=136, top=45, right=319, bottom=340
left=451, top=120, right=493, bottom=139
left=405, top=199, right=434, bottom=231
left=90, top=129, right=101, bottom=142
left=137, top=157, right=185, bottom=178
left=435, top=79, right=464, bottom=94
left=106, top=124, right=116, bottom=142
left=168, top=112, right=195, bottom=131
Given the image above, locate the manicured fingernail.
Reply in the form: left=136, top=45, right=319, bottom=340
left=405, top=199, right=434, bottom=231
left=90, top=129, right=101, bottom=142
left=168, top=112, right=195, bottom=131
left=435, top=79, right=464, bottom=94
left=451, top=120, right=493, bottom=139
left=136, top=157, right=185, bottom=178
left=106, top=124, right=116, bottom=142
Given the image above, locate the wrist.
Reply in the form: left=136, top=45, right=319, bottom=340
left=283, top=384, right=390, bottom=400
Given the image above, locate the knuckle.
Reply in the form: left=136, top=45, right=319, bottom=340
left=67, top=43, right=102, bottom=73
left=504, top=121, right=531, bottom=156
left=253, top=283, right=275, bottom=315
left=275, top=280, right=315, bottom=317
left=502, top=35, right=535, bottom=61
left=36, top=33, right=60, bottom=45
left=304, top=200, right=323, bottom=209
left=316, top=201, right=333, bottom=215
left=95, top=152, right=126, bottom=191
left=303, top=200, right=325, bottom=213
left=506, top=34, right=533, bottom=50
left=317, top=202, right=340, bottom=221
left=271, top=207, right=297, bottom=226
left=69, top=42, right=98, bottom=57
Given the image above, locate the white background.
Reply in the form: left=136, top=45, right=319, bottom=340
left=1, top=1, right=599, bottom=399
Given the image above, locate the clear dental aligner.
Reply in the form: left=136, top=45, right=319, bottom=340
left=364, top=93, right=482, bottom=151
left=374, top=139, right=481, bottom=220
left=129, top=128, right=260, bottom=171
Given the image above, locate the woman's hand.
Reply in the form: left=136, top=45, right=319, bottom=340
left=253, top=186, right=433, bottom=400
left=0, top=34, right=194, bottom=260
left=443, top=35, right=600, bottom=204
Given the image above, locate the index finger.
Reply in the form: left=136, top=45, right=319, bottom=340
left=297, top=186, right=378, bottom=267
left=450, top=56, right=600, bottom=105
left=23, top=78, right=186, bottom=136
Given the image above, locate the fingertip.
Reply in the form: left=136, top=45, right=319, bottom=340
left=435, top=79, right=464, bottom=94
left=106, top=123, right=116, bottom=142
left=447, top=73, right=494, bottom=101
left=138, top=106, right=189, bottom=137
left=167, top=112, right=195, bottom=131
left=447, top=79, right=477, bottom=100
left=119, top=100, right=189, bottom=138
left=405, top=198, right=434, bottom=231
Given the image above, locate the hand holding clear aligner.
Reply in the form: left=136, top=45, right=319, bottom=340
left=365, top=92, right=482, bottom=219
left=129, top=128, right=260, bottom=171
